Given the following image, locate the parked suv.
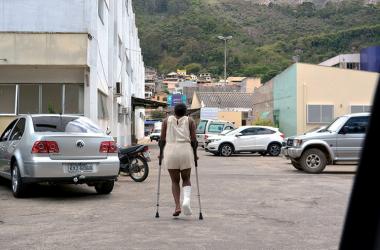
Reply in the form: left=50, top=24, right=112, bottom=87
left=196, top=119, right=235, bottom=148
left=286, top=113, right=370, bottom=173
left=205, top=126, right=284, bottom=157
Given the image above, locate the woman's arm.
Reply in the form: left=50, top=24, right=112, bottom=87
left=189, top=117, right=197, bottom=142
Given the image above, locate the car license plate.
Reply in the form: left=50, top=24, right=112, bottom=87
left=66, top=163, right=94, bottom=174
left=143, top=152, right=151, bottom=162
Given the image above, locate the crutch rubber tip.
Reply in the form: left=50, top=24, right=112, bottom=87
left=199, top=213, right=203, bottom=220
left=155, top=212, right=160, bottom=218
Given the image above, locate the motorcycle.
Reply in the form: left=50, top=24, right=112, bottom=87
left=118, top=144, right=151, bottom=182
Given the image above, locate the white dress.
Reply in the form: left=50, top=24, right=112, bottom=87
left=163, top=116, right=195, bottom=170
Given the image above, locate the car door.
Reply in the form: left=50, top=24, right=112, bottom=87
left=0, top=119, right=18, bottom=173
left=255, top=128, right=276, bottom=150
left=235, top=128, right=258, bottom=151
left=336, top=116, right=369, bottom=161
left=3, top=118, right=26, bottom=174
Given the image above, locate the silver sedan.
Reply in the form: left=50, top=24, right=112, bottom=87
left=0, top=115, right=119, bottom=197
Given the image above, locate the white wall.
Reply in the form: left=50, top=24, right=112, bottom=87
left=0, top=0, right=88, bottom=32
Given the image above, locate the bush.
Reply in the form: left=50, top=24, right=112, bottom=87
left=252, top=119, right=275, bottom=127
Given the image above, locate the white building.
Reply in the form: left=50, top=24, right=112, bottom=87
left=0, top=0, right=145, bottom=145
left=319, top=54, right=361, bottom=70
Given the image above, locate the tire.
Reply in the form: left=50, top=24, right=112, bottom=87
left=291, top=160, right=303, bottom=171
left=300, top=148, right=327, bottom=174
left=11, top=162, right=28, bottom=198
left=267, top=143, right=281, bottom=156
left=95, top=181, right=114, bottom=194
left=219, top=143, right=234, bottom=157
left=129, top=156, right=149, bottom=182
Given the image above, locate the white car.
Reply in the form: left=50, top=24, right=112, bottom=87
left=205, top=126, right=285, bottom=157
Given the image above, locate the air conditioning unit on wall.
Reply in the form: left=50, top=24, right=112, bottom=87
left=115, top=82, right=123, bottom=97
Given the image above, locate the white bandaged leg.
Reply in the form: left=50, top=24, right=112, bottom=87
left=182, top=186, right=192, bottom=216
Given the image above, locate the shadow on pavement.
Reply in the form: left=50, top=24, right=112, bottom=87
left=0, top=177, right=100, bottom=199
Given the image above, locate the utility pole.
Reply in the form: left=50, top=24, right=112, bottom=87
left=218, top=35, right=232, bottom=84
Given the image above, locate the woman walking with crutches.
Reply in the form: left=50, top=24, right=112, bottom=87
left=157, top=103, right=198, bottom=217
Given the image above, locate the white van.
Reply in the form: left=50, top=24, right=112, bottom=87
left=196, top=119, right=235, bottom=148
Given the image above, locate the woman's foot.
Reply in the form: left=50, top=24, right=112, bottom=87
left=173, top=208, right=181, bottom=217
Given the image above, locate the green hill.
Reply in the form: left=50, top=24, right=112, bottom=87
left=133, top=0, right=380, bottom=82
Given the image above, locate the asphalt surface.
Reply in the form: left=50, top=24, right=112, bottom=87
left=0, top=144, right=356, bottom=250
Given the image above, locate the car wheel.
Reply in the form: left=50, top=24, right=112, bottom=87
left=267, top=143, right=281, bottom=156
left=219, top=143, right=233, bottom=157
left=291, top=160, right=303, bottom=171
left=95, top=181, right=115, bottom=194
left=11, top=162, right=28, bottom=198
left=300, top=148, right=327, bottom=173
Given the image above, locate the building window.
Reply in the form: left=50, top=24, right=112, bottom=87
left=64, top=84, right=84, bottom=114
left=98, top=0, right=105, bottom=24
left=42, top=84, right=62, bottom=114
left=126, top=56, right=131, bottom=76
left=98, top=91, right=109, bottom=119
left=0, top=85, right=17, bottom=115
left=307, top=104, right=334, bottom=124
left=1, top=84, right=84, bottom=115
left=350, top=105, right=371, bottom=114
left=18, top=84, right=39, bottom=114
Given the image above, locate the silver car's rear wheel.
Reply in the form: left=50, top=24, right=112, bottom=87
left=12, top=167, right=18, bottom=193
left=11, top=162, right=27, bottom=198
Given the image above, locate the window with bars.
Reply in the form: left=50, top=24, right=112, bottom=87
left=307, top=104, right=334, bottom=124
left=350, top=105, right=371, bottom=114
left=0, top=84, right=84, bottom=115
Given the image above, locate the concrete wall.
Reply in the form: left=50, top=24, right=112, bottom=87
left=0, top=0, right=88, bottom=32
left=0, top=33, right=87, bottom=65
left=273, top=64, right=297, bottom=137
left=242, top=77, right=261, bottom=93
left=218, top=111, right=242, bottom=127
left=297, top=63, right=379, bottom=134
left=252, top=80, right=273, bottom=122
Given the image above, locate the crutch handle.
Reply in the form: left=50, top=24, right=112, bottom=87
left=158, top=140, right=166, bottom=165
left=191, top=140, right=198, bottom=167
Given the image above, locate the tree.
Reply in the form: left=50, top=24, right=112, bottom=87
left=185, top=63, right=202, bottom=74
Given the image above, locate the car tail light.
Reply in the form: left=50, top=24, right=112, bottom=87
left=108, top=141, right=118, bottom=153
left=280, top=133, right=285, bottom=139
left=143, top=146, right=149, bottom=152
left=32, top=141, right=59, bottom=154
left=100, top=141, right=118, bottom=153
left=204, top=135, right=208, bottom=140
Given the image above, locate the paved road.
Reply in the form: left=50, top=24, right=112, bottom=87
left=0, top=145, right=356, bottom=250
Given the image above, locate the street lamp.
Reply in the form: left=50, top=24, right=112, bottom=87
left=218, top=35, right=233, bottom=84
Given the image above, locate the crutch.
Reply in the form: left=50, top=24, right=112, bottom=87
left=192, top=141, right=203, bottom=220
left=155, top=141, right=164, bottom=218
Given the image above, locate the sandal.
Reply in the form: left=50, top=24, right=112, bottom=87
left=173, top=209, right=181, bottom=217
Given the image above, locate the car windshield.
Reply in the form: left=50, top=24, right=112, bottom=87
left=32, top=116, right=103, bottom=133
left=196, top=120, right=207, bottom=134
left=325, top=116, right=348, bottom=132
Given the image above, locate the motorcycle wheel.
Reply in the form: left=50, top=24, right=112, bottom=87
left=130, top=156, right=149, bottom=182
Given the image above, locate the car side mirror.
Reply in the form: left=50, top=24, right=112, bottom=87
left=235, top=133, right=242, bottom=137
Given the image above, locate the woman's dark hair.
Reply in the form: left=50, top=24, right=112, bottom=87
left=174, top=103, right=187, bottom=117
